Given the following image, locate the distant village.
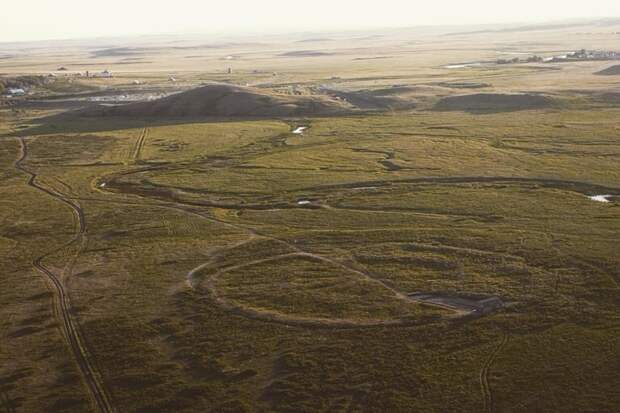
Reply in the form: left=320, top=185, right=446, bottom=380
left=56, top=68, right=114, bottom=78
left=0, top=68, right=114, bottom=97
left=51, top=66, right=115, bottom=78
left=496, top=49, right=620, bottom=65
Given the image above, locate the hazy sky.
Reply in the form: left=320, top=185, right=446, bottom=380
left=2, top=0, right=620, bottom=42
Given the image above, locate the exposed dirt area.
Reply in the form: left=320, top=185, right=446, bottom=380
left=321, top=87, right=417, bottom=110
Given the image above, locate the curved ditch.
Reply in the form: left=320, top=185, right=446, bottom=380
left=98, top=171, right=620, bottom=215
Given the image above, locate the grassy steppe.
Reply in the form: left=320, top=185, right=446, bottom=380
left=1, top=104, right=619, bottom=412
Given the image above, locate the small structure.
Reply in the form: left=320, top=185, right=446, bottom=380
left=100, top=69, right=113, bottom=78
left=7, top=88, right=26, bottom=96
left=227, top=67, right=233, bottom=74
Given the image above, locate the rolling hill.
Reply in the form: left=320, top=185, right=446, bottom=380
left=80, top=84, right=349, bottom=118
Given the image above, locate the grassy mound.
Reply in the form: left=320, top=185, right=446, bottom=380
left=595, top=65, right=620, bottom=76
left=80, top=83, right=347, bottom=118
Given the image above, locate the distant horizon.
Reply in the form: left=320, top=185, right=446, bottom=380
left=2, top=0, right=620, bottom=43
left=1, top=16, right=619, bottom=46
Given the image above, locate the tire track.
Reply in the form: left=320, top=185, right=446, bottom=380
left=131, top=127, right=148, bottom=162
left=14, top=138, right=114, bottom=413
left=480, top=333, right=509, bottom=413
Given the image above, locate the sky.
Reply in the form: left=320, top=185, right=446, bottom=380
left=2, top=0, right=620, bottom=42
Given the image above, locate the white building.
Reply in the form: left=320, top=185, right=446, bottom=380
left=7, top=88, right=26, bottom=96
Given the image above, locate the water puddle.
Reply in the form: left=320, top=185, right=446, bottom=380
left=589, top=194, right=613, bottom=203
left=443, top=62, right=483, bottom=69
left=351, top=186, right=379, bottom=191
left=408, top=292, right=503, bottom=315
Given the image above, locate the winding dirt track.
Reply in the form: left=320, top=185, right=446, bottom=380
left=479, top=334, right=509, bottom=413
left=14, top=138, right=114, bottom=413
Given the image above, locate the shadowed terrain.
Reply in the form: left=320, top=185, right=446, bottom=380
left=434, top=93, right=555, bottom=113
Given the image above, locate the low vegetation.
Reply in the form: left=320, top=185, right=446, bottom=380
left=1, top=21, right=619, bottom=413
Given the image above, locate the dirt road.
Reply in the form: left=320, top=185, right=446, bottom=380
left=14, top=138, right=114, bottom=413
left=479, top=334, right=509, bottom=413
left=130, top=127, right=148, bottom=162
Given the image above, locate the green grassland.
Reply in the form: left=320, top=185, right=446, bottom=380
left=1, top=98, right=619, bottom=412
left=2, top=22, right=620, bottom=410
